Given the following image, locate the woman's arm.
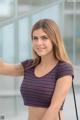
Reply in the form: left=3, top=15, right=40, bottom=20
left=41, top=75, right=72, bottom=120
left=0, top=59, right=24, bottom=76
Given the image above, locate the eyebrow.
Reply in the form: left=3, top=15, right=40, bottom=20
left=32, top=35, right=48, bottom=38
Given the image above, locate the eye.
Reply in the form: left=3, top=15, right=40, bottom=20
left=32, top=36, right=38, bottom=41
left=41, top=36, right=48, bottom=41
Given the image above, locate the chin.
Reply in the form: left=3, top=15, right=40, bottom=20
left=37, top=53, right=48, bottom=57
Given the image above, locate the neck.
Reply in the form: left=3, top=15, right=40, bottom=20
left=40, top=53, right=58, bottom=67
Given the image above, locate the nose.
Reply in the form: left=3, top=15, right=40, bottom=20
left=37, top=38, right=43, bottom=45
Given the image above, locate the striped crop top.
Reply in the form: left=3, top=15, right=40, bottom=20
left=20, top=59, right=74, bottom=109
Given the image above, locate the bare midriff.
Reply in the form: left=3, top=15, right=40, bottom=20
left=28, top=106, right=63, bottom=120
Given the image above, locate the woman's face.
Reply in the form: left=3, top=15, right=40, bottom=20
left=32, top=28, right=53, bottom=57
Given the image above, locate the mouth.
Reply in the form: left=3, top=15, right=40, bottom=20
left=37, top=48, right=45, bottom=51
left=37, top=47, right=46, bottom=50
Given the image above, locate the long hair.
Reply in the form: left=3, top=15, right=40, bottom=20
left=31, top=18, right=70, bottom=67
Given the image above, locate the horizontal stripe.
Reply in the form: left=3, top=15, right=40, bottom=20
left=21, top=59, right=74, bottom=108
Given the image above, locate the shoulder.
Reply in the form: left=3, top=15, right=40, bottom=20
left=21, top=59, right=34, bottom=69
left=58, top=61, right=73, bottom=70
left=57, top=61, right=74, bottom=79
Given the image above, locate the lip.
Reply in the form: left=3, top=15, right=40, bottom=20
left=37, top=47, right=45, bottom=49
left=37, top=48, right=45, bottom=51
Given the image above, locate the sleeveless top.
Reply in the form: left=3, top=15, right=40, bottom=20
left=20, top=59, right=74, bottom=110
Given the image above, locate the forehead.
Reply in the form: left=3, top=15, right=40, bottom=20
left=32, top=28, right=47, bottom=36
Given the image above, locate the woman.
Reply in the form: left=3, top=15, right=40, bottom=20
left=0, top=19, right=74, bottom=120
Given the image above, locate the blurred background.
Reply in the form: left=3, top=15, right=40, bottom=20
left=0, top=0, right=80, bottom=120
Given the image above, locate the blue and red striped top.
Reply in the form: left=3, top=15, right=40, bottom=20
left=20, top=59, right=74, bottom=110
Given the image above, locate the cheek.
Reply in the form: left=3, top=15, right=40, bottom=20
left=32, top=42, right=37, bottom=50
left=47, top=41, right=53, bottom=49
left=32, top=41, right=35, bottom=47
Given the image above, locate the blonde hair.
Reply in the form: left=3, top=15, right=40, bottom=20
left=30, top=19, right=71, bottom=67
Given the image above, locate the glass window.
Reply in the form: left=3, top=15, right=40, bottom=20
left=32, top=5, right=62, bottom=27
left=18, top=17, right=32, bottom=61
left=64, top=14, right=74, bottom=62
left=75, top=15, right=80, bottom=65
left=0, top=24, right=18, bottom=119
left=0, top=0, right=15, bottom=21
left=18, top=0, right=43, bottom=16
left=0, top=30, right=2, bottom=56
left=2, top=24, right=15, bottom=63
left=18, top=0, right=64, bottom=17
left=0, top=24, right=15, bottom=91
left=32, top=3, right=64, bottom=37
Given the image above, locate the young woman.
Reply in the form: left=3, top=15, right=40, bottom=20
left=0, top=19, right=74, bottom=120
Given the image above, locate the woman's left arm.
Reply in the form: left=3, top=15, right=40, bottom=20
left=41, top=75, right=73, bottom=120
